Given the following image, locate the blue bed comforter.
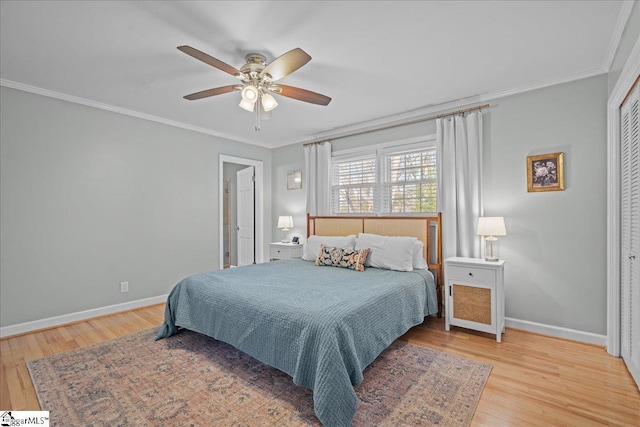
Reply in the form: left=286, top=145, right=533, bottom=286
left=156, top=259, right=438, bottom=426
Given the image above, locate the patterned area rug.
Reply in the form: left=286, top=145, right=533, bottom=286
left=28, top=328, right=491, bottom=426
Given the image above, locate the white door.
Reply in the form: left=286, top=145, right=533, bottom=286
left=620, top=80, right=640, bottom=387
left=237, top=166, right=255, bottom=266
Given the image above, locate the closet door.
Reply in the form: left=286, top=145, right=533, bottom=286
left=620, top=79, right=639, bottom=387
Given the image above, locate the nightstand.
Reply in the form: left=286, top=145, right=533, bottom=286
left=444, top=257, right=505, bottom=342
left=269, top=242, right=303, bottom=261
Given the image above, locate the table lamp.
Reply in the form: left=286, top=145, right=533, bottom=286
left=477, top=217, right=507, bottom=261
left=277, top=215, right=294, bottom=243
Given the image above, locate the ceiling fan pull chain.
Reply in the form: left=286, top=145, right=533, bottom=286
left=255, top=98, right=261, bottom=132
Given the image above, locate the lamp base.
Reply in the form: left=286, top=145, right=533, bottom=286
left=484, top=237, right=500, bottom=262
left=280, top=227, right=290, bottom=243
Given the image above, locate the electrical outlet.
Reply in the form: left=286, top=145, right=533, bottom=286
left=120, top=281, right=129, bottom=293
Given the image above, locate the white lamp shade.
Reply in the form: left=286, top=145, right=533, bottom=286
left=238, top=98, right=255, bottom=112
left=241, top=85, right=259, bottom=102
left=261, top=93, right=278, bottom=112
left=278, top=215, right=294, bottom=229
left=477, top=217, right=507, bottom=236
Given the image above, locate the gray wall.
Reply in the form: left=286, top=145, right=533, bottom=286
left=272, top=74, right=608, bottom=335
left=486, top=74, right=607, bottom=334
left=272, top=145, right=306, bottom=242
left=0, top=72, right=615, bottom=334
left=0, top=86, right=272, bottom=326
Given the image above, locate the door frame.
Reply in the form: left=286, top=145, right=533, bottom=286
left=219, top=155, right=264, bottom=269
left=606, top=38, right=640, bottom=356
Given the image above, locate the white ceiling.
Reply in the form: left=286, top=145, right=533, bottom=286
left=0, top=1, right=629, bottom=148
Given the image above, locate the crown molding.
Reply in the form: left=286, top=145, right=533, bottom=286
left=0, top=79, right=270, bottom=149
left=481, top=66, right=606, bottom=101
left=276, top=66, right=608, bottom=148
left=602, top=0, right=636, bottom=72
left=2, top=62, right=609, bottom=151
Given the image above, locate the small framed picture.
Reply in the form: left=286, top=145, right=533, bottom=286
left=526, top=152, right=565, bottom=192
left=287, top=170, right=302, bottom=190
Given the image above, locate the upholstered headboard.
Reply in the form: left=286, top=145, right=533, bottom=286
left=307, top=213, right=443, bottom=317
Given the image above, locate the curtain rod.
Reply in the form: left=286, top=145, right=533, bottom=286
left=303, top=103, right=490, bottom=147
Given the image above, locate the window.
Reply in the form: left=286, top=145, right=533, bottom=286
left=383, top=148, right=437, bottom=214
left=332, top=155, right=378, bottom=214
left=331, top=138, right=437, bottom=215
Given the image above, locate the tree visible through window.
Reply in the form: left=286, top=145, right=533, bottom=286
left=331, top=143, right=437, bottom=215
left=385, top=149, right=437, bottom=214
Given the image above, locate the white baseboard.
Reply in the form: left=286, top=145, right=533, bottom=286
left=0, top=294, right=168, bottom=338
left=0, top=299, right=608, bottom=347
left=505, top=317, right=606, bottom=346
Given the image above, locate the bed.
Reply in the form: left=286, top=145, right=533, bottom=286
left=156, top=214, right=443, bottom=427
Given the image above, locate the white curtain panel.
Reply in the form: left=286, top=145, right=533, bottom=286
left=304, top=141, right=332, bottom=215
left=436, top=111, right=483, bottom=259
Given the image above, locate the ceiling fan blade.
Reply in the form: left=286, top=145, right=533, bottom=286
left=260, top=48, right=311, bottom=81
left=183, top=85, right=239, bottom=100
left=272, top=85, right=331, bottom=106
left=178, top=46, right=241, bottom=76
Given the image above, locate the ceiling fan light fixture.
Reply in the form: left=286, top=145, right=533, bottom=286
left=238, top=98, right=255, bottom=112
left=261, top=92, right=278, bottom=112
left=178, top=46, right=331, bottom=131
left=241, top=85, right=259, bottom=102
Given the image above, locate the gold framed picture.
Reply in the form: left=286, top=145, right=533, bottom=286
left=526, top=152, right=565, bottom=192
left=287, top=170, right=302, bottom=190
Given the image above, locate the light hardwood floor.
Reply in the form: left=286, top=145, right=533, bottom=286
left=1, top=304, right=639, bottom=426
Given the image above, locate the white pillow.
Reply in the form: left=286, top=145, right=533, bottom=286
left=302, top=235, right=356, bottom=261
left=355, top=233, right=415, bottom=272
left=412, top=240, right=429, bottom=269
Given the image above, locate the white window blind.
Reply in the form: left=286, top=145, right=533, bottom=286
left=331, top=140, right=437, bottom=215
left=331, top=155, right=378, bottom=214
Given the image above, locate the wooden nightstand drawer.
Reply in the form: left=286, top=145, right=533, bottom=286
left=447, top=266, right=496, bottom=283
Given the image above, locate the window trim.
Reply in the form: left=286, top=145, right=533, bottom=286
left=332, top=135, right=435, bottom=158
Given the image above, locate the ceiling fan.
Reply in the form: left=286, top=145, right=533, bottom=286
left=178, top=46, right=331, bottom=131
